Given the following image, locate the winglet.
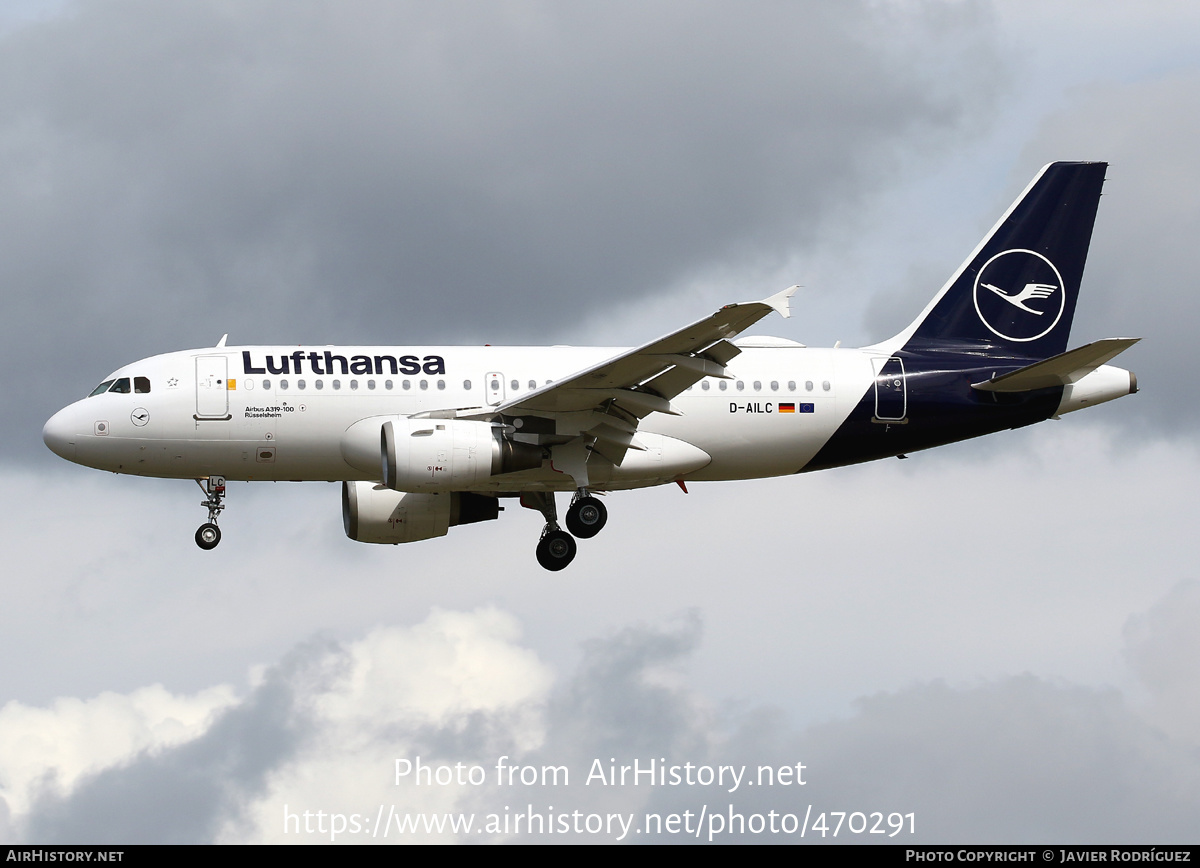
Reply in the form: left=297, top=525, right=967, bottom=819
left=215, top=334, right=229, bottom=348
left=761, top=285, right=798, bottom=319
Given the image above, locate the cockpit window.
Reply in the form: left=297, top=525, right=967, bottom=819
left=108, top=378, right=131, bottom=394
left=134, top=377, right=151, bottom=394
left=88, top=380, right=115, bottom=397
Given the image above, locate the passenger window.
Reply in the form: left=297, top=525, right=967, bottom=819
left=89, top=380, right=115, bottom=397
left=263, top=379, right=271, bottom=389
left=701, top=381, right=710, bottom=391
left=788, top=380, right=796, bottom=391
left=510, top=379, right=519, bottom=390
left=368, top=380, right=376, bottom=390
left=463, top=380, right=472, bottom=390
left=770, top=381, right=779, bottom=391
left=753, top=381, right=761, bottom=391
left=528, top=380, right=536, bottom=390
left=737, top=381, right=744, bottom=391
left=719, top=380, right=727, bottom=391
left=280, top=379, right=288, bottom=390
left=437, top=380, right=445, bottom=390
left=109, top=378, right=131, bottom=394
left=134, top=377, right=151, bottom=394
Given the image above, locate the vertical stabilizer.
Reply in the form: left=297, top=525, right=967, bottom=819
left=887, top=162, right=1107, bottom=359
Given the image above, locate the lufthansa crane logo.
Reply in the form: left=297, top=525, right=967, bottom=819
left=973, top=249, right=1066, bottom=342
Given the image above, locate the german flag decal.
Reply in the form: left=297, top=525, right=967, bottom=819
left=779, top=402, right=796, bottom=413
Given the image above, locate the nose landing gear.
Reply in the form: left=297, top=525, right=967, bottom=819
left=195, top=476, right=226, bottom=550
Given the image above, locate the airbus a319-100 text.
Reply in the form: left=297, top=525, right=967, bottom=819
left=43, top=162, right=1139, bottom=570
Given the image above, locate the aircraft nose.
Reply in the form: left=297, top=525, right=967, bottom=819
left=43, top=408, right=78, bottom=461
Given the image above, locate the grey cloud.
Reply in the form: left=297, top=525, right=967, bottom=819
left=6, top=0, right=998, bottom=459
left=21, top=638, right=332, bottom=843
left=624, top=674, right=1199, bottom=845
left=450, top=599, right=1200, bottom=843
left=531, top=611, right=1200, bottom=844
left=1123, top=579, right=1200, bottom=746
left=547, top=610, right=704, bottom=758
left=526, top=607, right=1200, bottom=843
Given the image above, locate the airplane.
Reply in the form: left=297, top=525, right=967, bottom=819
left=43, top=161, right=1139, bottom=571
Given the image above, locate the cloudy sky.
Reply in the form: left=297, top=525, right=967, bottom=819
left=2, top=0, right=1199, bottom=844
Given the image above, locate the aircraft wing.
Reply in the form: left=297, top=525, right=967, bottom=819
left=496, top=286, right=797, bottom=418
left=463, top=286, right=797, bottom=466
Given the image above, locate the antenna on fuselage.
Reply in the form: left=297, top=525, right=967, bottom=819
left=215, top=334, right=228, bottom=348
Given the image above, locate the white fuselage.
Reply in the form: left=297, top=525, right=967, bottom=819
left=43, top=343, right=877, bottom=490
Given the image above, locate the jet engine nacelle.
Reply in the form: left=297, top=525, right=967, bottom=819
left=342, top=482, right=501, bottom=544
left=340, top=416, right=543, bottom=492
left=382, top=418, right=544, bottom=492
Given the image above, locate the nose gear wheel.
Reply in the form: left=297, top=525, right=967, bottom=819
left=195, top=523, right=221, bottom=550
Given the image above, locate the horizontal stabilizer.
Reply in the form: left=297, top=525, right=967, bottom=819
left=971, top=338, right=1140, bottom=392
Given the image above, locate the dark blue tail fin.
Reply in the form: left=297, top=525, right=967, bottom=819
left=892, top=161, right=1107, bottom=359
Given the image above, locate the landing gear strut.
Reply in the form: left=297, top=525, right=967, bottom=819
left=565, top=491, right=607, bottom=539
left=195, top=476, right=226, bottom=550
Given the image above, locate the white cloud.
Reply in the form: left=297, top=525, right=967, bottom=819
left=0, top=683, right=236, bottom=821
left=233, top=609, right=553, bottom=844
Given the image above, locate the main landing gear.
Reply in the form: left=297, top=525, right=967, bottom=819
left=565, top=493, right=607, bottom=539
left=526, top=490, right=608, bottom=571
left=195, top=476, right=226, bottom=550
